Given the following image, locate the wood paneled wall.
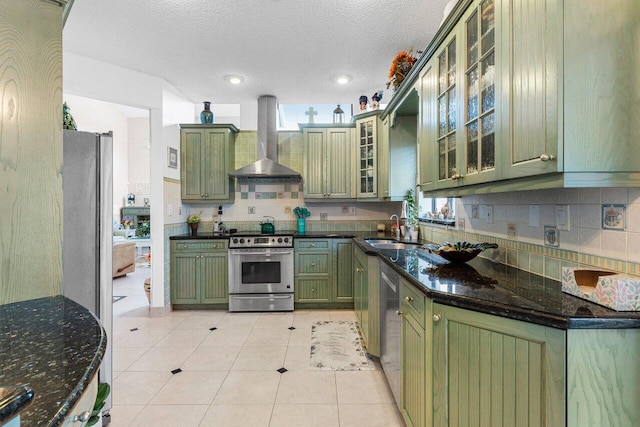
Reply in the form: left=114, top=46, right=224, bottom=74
left=0, top=0, right=64, bottom=304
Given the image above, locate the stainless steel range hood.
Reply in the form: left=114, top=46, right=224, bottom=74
left=229, top=95, right=301, bottom=178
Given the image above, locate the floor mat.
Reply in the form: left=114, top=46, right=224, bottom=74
left=310, top=320, right=374, bottom=371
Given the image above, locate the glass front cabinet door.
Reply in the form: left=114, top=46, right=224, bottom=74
left=462, top=0, right=499, bottom=185
left=355, top=114, right=379, bottom=198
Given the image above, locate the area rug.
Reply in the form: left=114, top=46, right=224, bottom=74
left=310, top=321, right=374, bottom=370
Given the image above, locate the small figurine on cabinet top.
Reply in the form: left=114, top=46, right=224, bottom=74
left=371, top=91, right=383, bottom=109
left=359, top=95, right=368, bottom=112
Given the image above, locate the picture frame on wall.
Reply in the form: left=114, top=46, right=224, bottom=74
left=168, top=147, right=178, bottom=168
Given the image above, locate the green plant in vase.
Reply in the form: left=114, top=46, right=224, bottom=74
left=187, top=211, right=202, bottom=236
left=405, top=189, right=421, bottom=240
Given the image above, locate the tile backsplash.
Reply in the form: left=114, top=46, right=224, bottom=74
left=422, top=187, right=640, bottom=280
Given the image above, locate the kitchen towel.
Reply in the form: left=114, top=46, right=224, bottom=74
left=310, top=321, right=375, bottom=370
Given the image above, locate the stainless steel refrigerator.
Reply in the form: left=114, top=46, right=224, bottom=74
left=61, top=130, right=113, bottom=424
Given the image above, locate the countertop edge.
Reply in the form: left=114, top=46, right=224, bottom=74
left=50, top=309, right=107, bottom=426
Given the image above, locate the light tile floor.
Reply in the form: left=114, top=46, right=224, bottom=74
left=110, top=267, right=405, bottom=427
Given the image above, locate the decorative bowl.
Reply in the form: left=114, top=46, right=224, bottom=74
left=423, top=242, right=498, bottom=264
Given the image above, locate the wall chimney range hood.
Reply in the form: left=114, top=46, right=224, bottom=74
left=229, top=95, right=301, bottom=178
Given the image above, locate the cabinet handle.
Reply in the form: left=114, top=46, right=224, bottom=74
left=311, top=263, right=316, bottom=267
left=200, top=193, right=205, bottom=197
left=540, top=154, right=555, bottom=162
left=356, top=267, right=363, bottom=273
left=404, top=296, right=413, bottom=303
left=312, top=288, right=315, bottom=292
left=205, top=193, right=209, bottom=197
left=433, top=314, right=441, bottom=322
left=395, top=311, right=403, bottom=316
left=183, top=244, right=188, bottom=249
left=72, top=411, right=90, bottom=423
left=311, top=244, right=316, bottom=248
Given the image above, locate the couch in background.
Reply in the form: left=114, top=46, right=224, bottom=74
left=113, top=241, right=135, bottom=278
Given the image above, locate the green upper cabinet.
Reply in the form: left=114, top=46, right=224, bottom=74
left=302, top=126, right=354, bottom=199
left=354, top=113, right=380, bottom=198
left=415, top=0, right=640, bottom=195
left=499, top=0, right=560, bottom=179
left=180, top=124, right=237, bottom=202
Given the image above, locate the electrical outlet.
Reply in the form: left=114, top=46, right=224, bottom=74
left=284, top=206, right=292, bottom=214
left=248, top=206, right=255, bottom=214
left=471, top=204, right=479, bottom=219
left=556, top=205, right=570, bottom=231
left=479, top=205, right=493, bottom=223
left=349, top=206, right=356, bottom=215
left=320, top=213, right=328, bottom=221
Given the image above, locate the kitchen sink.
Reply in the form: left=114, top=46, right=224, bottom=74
left=365, top=239, right=422, bottom=250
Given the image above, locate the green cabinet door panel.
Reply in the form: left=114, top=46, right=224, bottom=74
left=172, top=254, right=198, bottom=304
left=400, top=279, right=427, bottom=427
left=199, top=252, right=228, bottom=303
left=326, top=128, right=352, bottom=198
left=334, top=240, right=354, bottom=301
left=295, top=278, right=331, bottom=302
left=567, top=328, right=640, bottom=427
left=303, top=129, right=326, bottom=198
left=180, top=130, right=203, bottom=200
left=295, top=253, right=330, bottom=276
left=203, top=130, right=230, bottom=199
left=432, top=303, right=565, bottom=427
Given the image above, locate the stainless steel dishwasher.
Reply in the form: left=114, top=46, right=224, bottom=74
left=380, top=261, right=401, bottom=406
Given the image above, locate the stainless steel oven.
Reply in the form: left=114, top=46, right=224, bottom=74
left=228, top=235, right=294, bottom=311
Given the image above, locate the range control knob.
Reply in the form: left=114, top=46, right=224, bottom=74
left=232, top=238, right=238, bottom=244
left=240, top=238, right=245, bottom=244
left=278, top=238, right=283, bottom=243
left=284, top=237, right=289, bottom=243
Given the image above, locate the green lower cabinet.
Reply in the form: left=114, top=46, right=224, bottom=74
left=400, top=279, right=428, bottom=427
left=353, top=244, right=380, bottom=357
left=171, top=240, right=228, bottom=307
left=294, top=239, right=353, bottom=308
left=295, top=278, right=331, bottom=302
left=567, top=328, right=640, bottom=427
left=432, top=303, right=566, bottom=427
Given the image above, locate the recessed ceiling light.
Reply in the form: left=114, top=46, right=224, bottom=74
left=225, top=75, right=244, bottom=85
left=335, top=75, right=351, bottom=85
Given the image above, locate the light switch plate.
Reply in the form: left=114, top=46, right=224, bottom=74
left=479, top=205, right=493, bottom=223
left=556, top=205, right=570, bottom=231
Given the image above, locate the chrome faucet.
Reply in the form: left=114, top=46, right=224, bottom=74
left=390, top=214, right=400, bottom=239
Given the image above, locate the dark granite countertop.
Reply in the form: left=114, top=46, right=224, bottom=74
left=353, top=238, right=640, bottom=330
left=0, top=296, right=107, bottom=426
left=169, top=230, right=394, bottom=240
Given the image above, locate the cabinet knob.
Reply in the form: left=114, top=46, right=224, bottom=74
left=404, top=296, right=413, bottom=303
left=72, top=411, right=90, bottom=423
left=311, top=263, right=316, bottom=267
left=205, top=193, right=209, bottom=197
left=451, top=173, right=464, bottom=180
left=312, top=288, right=315, bottom=292
left=183, top=244, right=188, bottom=249
left=433, top=314, right=441, bottom=322
left=395, top=310, right=403, bottom=316
left=540, top=154, right=555, bottom=162
left=201, top=194, right=205, bottom=197
left=311, top=244, right=316, bottom=248
left=356, top=267, right=363, bottom=273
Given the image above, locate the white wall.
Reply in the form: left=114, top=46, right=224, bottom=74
left=127, top=118, right=151, bottom=204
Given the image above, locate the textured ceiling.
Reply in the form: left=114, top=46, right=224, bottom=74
left=63, top=0, right=452, bottom=105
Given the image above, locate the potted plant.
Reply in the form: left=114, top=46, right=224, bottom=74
left=186, top=211, right=202, bottom=236
left=405, top=189, right=420, bottom=241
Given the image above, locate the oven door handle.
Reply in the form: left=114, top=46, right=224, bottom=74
left=229, top=250, right=293, bottom=256
left=229, top=295, right=292, bottom=299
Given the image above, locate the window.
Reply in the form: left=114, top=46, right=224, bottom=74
left=418, top=193, right=455, bottom=223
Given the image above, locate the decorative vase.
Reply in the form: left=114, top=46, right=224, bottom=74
left=189, top=222, right=199, bottom=236
left=200, top=101, right=214, bottom=124
left=297, top=218, right=306, bottom=234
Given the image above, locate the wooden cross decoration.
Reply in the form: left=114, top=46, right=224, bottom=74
left=305, top=107, right=318, bottom=124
